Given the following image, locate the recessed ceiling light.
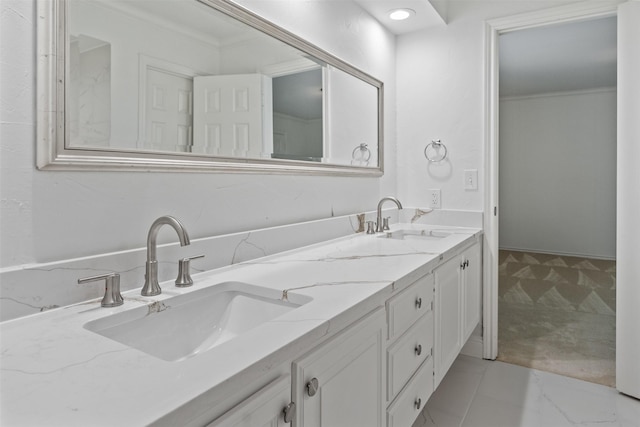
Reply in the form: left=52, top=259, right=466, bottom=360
left=389, top=8, right=415, bottom=21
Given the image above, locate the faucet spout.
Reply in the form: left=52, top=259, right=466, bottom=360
left=146, top=216, right=190, bottom=261
left=141, top=216, right=190, bottom=296
left=376, top=196, right=403, bottom=233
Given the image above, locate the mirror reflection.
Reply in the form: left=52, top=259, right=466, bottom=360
left=65, top=0, right=381, bottom=169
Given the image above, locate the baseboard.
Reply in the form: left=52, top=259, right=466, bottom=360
left=461, top=334, right=484, bottom=359
left=498, top=246, right=616, bottom=261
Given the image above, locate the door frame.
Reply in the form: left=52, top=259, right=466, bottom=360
left=482, top=1, right=620, bottom=360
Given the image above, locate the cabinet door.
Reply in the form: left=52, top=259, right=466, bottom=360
left=293, top=309, right=385, bottom=427
left=434, top=255, right=462, bottom=387
left=207, top=376, right=291, bottom=427
left=462, top=243, right=482, bottom=342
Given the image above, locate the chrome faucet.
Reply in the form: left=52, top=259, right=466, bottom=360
left=141, top=216, right=190, bottom=296
left=376, top=196, right=403, bottom=232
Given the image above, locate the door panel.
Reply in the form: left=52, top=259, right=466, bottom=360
left=616, top=0, right=640, bottom=400
left=193, top=74, right=272, bottom=158
left=144, top=68, right=193, bottom=152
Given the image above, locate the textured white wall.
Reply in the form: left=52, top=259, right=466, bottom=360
left=396, top=1, right=577, bottom=212
left=499, top=89, right=617, bottom=259
left=397, top=16, right=484, bottom=212
left=0, top=0, right=396, bottom=268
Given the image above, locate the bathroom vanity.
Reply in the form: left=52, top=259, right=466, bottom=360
left=0, top=224, right=481, bottom=427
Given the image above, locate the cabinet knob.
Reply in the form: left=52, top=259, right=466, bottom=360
left=415, top=344, right=422, bottom=356
left=415, top=297, right=422, bottom=309
left=306, top=377, right=319, bottom=397
left=415, top=398, right=422, bottom=410
left=283, top=401, right=296, bottom=423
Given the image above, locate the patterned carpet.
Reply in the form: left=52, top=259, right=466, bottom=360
left=497, top=250, right=616, bottom=387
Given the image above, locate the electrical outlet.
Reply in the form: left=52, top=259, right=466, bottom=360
left=428, top=189, right=441, bottom=209
left=464, top=169, right=478, bottom=190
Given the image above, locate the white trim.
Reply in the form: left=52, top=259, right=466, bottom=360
left=323, top=66, right=332, bottom=164
left=487, top=1, right=621, bottom=34
left=260, top=58, right=321, bottom=78
left=482, top=20, right=499, bottom=360
left=483, top=1, right=620, bottom=361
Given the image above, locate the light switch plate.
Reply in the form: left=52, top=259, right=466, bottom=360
left=464, top=169, right=478, bottom=190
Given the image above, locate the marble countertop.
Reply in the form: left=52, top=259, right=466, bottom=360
left=0, top=223, right=481, bottom=426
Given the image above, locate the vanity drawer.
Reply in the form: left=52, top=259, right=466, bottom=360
left=387, top=273, right=433, bottom=341
left=387, top=311, right=434, bottom=401
left=386, top=356, right=434, bottom=427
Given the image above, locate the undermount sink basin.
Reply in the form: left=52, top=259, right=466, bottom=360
left=378, top=229, right=451, bottom=241
left=84, top=281, right=311, bottom=362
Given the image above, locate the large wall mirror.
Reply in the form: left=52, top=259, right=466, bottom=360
left=37, top=0, right=383, bottom=175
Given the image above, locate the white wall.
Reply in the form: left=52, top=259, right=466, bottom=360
left=499, top=89, right=616, bottom=259
left=396, top=1, right=580, bottom=212
left=0, top=0, right=396, bottom=268
left=397, top=16, right=484, bottom=212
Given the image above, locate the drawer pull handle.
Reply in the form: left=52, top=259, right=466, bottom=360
left=283, top=402, right=296, bottom=423
left=415, top=398, right=422, bottom=410
left=415, top=297, right=422, bottom=309
left=415, top=344, right=422, bottom=356
left=306, top=378, right=319, bottom=397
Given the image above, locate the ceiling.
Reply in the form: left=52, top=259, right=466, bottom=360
left=352, top=2, right=616, bottom=98
left=499, top=16, right=617, bottom=97
left=353, top=0, right=446, bottom=35
left=109, top=0, right=616, bottom=99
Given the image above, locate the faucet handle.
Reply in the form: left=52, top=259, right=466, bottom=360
left=366, top=221, right=376, bottom=234
left=175, top=255, right=205, bottom=287
left=78, top=273, right=124, bottom=307
left=382, top=216, right=391, bottom=231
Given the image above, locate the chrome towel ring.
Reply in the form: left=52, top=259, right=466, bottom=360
left=351, top=143, right=371, bottom=165
left=424, top=139, right=448, bottom=162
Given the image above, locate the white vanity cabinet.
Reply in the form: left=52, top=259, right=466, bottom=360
left=461, top=242, right=481, bottom=343
left=292, top=309, right=386, bottom=427
left=433, top=253, right=463, bottom=388
left=385, top=273, right=435, bottom=427
left=207, top=376, right=293, bottom=427
left=434, top=240, right=482, bottom=387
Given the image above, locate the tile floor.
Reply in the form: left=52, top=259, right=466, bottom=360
left=412, top=355, right=640, bottom=427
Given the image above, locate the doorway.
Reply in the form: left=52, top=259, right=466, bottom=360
left=482, top=2, right=620, bottom=385
left=496, top=17, right=617, bottom=387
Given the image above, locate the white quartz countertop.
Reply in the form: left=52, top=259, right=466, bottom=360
left=0, top=223, right=481, bottom=426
